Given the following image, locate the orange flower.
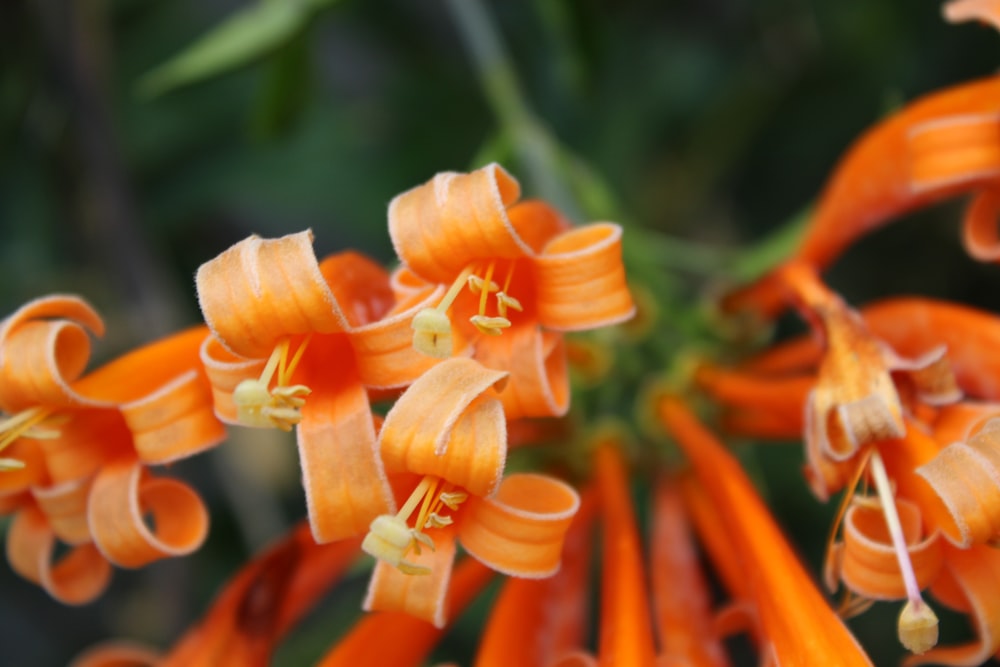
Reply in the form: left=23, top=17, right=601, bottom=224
left=389, top=164, right=634, bottom=418
left=360, top=357, right=580, bottom=627
left=659, top=397, right=875, bottom=666
left=724, top=74, right=1000, bottom=319
left=0, top=295, right=225, bottom=604
left=195, top=231, right=439, bottom=544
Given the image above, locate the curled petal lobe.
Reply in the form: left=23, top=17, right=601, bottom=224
left=534, top=223, right=635, bottom=331
left=917, top=418, right=1000, bottom=547
left=317, top=251, right=395, bottom=328
left=475, top=327, right=569, bottom=420
left=88, top=461, right=208, bottom=568
left=296, top=357, right=394, bottom=543
left=32, top=476, right=93, bottom=545
left=945, top=0, right=1000, bottom=28
left=388, top=164, right=526, bottom=283
left=196, top=231, right=350, bottom=359
left=364, top=526, right=457, bottom=628
left=459, top=473, right=579, bottom=578
left=200, top=336, right=266, bottom=423
left=378, top=358, right=508, bottom=496
left=835, top=499, right=943, bottom=600
left=7, top=505, right=112, bottom=604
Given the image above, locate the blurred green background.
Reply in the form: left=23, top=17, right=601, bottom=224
left=1, top=0, right=999, bottom=664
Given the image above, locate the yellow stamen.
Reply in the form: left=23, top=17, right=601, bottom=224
left=412, top=265, right=476, bottom=358
left=361, top=474, right=469, bottom=575
left=232, top=336, right=312, bottom=431
left=470, top=315, right=511, bottom=336
left=0, top=407, right=62, bottom=471
left=495, top=261, right=522, bottom=318
left=477, top=262, right=496, bottom=317
left=868, top=450, right=939, bottom=655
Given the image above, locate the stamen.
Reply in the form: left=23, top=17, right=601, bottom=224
left=0, top=407, right=62, bottom=471
left=412, top=265, right=476, bottom=358
left=823, top=447, right=874, bottom=590
left=232, top=336, right=312, bottom=431
left=470, top=315, right=511, bottom=336
left=868, top=450, right=939, bottom=654
left=361, top=475, right=469, bottom=576
left=495, top=261, right=522, bottom=317
left=477, top=262, right=497, bottom=317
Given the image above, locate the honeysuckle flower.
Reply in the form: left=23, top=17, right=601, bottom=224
left=360, top=357, right=580, bottom=627
left=0, top=295, right=225, bottom=604
left=659, top=397, right=875, bottom=666
left=388, top=164, right=634, bottom=419
left=195, top=231, right=441, bottom=543
left=724, top=74, right=1000, bottom=319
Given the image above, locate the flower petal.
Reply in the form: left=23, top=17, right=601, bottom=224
left=908, top=111, right=1000, bottom=193
left=33, top=476, right=93, bottom=545
left=474, top=490, right=597, bottom=667
left=475, top=327, right=569, bottom=420
left=88, top=460, right=208, bottom=568
left=378, top=358, right=508, bottom=496
left=836, top=499, right=943, bottom=600
left=317, top=251, right=395, bottom=327
left=651, top=479, right=731, bottom=667
left=593, top=444, right=658, bottom=667
left=660, top=398, right=874, bottom=666
left=196, top=231, right=351, bottom=359
left=70, top=641, right=160, bottom=667
left=388, top=164, right=527, bottom=283
left=7, top=504, right=112, bottom=604
left=534, top=224, right=634, bottom=331
left=363, top=526, right=457, bottom=628
left=319, top=557, right=494, bottom=667
left=38, top=409, right=132, bottom=486
left=962, top=188, right=1000, bottom=261
left=945, top=0, right=1000, bottom=29
left=459, top=473, right=579, bottom=578
left=296, top=357, right=393, bottom=543
left=199, top=336, right=266, bottom=424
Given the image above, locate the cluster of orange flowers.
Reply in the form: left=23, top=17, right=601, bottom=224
left=10, top=2, right=1000, bottom=666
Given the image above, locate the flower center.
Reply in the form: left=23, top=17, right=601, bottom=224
left=0, top=406, right=62, bottom=471
left=361, top=474, right=469, bottom=575
left=412, top=262, right=522, bottom=358
left=231, top=336, right=312, bottom=431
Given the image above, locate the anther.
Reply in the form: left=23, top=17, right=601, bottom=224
left=470, top=315, right=511, bottom=336
left=411, top=265, right=476, bottom=358
left=232, top=337, right=312, bottom=430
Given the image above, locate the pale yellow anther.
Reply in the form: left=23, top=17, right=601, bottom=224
left=424, top=512, right=453, bottom=529
left=470, top=315, right=511, bottom=336
left=468, top=275, right=499, bottom=295
left=233, top=379, right=311, bottom=431
left=0, top=458, right=25, bottom=471
left=495, top=292, right=522, bottom=318
left=412, top=308, right=454, bottom=358
left=438, top=490, right=468, bottom=510
left=898, top=600, right=939, bottom=655
left=362, top=514, right=433, bottom=576
left=0, top=407, right=62, bottom=463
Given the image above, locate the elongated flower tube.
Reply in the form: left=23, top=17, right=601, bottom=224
left=0, top=296, right=225, bottom=604
left=361, top=357, right=580, bottom=627
left=388, top=164, right=634, bottom=419
left=659, top=397, right=874, bottom=666
left=724, top=75, right=1000, bottom=319
left=196, top=232, right=441, bottom=543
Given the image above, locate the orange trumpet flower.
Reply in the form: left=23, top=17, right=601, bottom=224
left=360, top=357, right=580, bottom=627
left=196, top=232, right=440, bottom=544
left=0, top=295, right=225, bottom=604
left=389, top=164, right=634, bottom=419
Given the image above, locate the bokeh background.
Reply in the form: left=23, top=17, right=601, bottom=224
left=2, top=1, right=999, bottom=664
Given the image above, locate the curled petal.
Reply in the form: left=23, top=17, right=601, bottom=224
left=945, top=0, right=1000, bottom=28
left=534, top=223, right=635, bottom=331
left=459, top=473, right=579, bottom=578
left=475, top=327, right=569, bottom=420
left=196, top=231, right=351, bottom=359
left=836, top=499, right=943, bottom=600
left=7, top=505, right=111, bottom=604
left=388, top=164, right=526, bottom=283
left=474, top=491, right=596, bottom=667
left=379, top=358, right=508, bottom=496
left=296, top=363, right=393, bottom=543
left=33, top=476, right=93, bottom=545
left=200, top=336, right=266, bottom=424
left=963, top=188, right=1000, bottom=261
left=349, top=285, right=444, bottom=389
left=317, top=251, right=395, bottom=327
left=89, top=461, right=208, bottom=568
left=363, top=526, right=457, bottom=628
left=931, top=401, right=1000, bottom=444
left=917, top=418, right=1000, bottom=547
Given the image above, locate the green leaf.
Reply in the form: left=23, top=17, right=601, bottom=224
left=138, top=2, right=309, bottom=99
